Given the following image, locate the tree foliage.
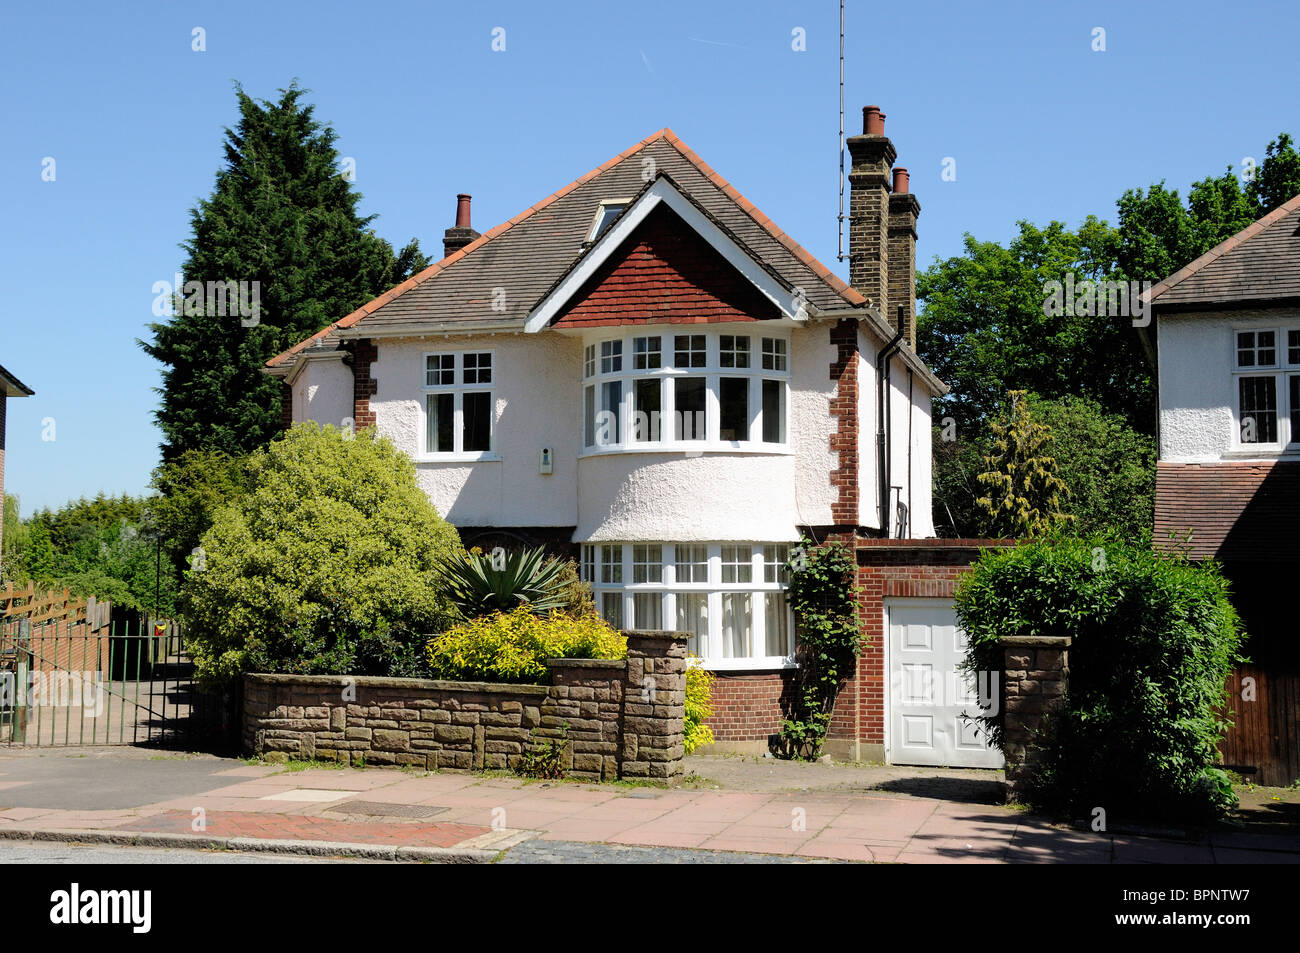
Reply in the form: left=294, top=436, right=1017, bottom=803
left=182, top=423, right=462, bottom=685
left=140, top=83, right=429, bottom=460
left=975, top=392, right=1072, bottom=539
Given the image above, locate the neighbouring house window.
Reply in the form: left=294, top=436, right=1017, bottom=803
left=581, top=329, right=789, bottom=451
left=423, top=351, right=493, bottom=454
left=1232, top=326, right=1300, bottom=447
left=585, top=542, right=795, bottom=666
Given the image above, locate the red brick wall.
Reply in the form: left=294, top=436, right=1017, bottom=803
left=828, top=321, right=859, bottom=525
left=352, top=339, right=378, bottom=429
left=705, top=670, right=795, bottom=742
left=554, top=204, right=780, bottom=328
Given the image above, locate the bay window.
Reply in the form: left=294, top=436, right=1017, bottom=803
left=580, top=329, right=790, bottom=452
left=423, top=351, right=493, bottom=456
left=581, top=542, right=795, bottom=668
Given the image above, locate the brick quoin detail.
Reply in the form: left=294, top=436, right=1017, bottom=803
left=554, top=204, right=780, bottom=328
left=352, top=338, right=378, bottom=429
left=828, top=320, right=860, bottom=525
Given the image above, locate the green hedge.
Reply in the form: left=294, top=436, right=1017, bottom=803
left=957, top=534, right=1246, bottom=822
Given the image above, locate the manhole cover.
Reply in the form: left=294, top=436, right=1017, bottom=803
left=326, top=800, right=448, bottom=819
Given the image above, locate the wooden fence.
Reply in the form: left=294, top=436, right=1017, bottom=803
left=1, top=585, right=89, bottom=625
left=1220, top=665, right=1300, bottom=788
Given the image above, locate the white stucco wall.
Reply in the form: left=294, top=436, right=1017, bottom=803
left=293, top=318, right=937, bottom=540
left=367, top=332, right=580, bottom=526
left=1158, top=307, right=1299, bottom=463
left=290, top=355, right=353, bottom=429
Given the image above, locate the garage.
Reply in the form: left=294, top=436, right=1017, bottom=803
left=885, top=599, right=1003, bottom=769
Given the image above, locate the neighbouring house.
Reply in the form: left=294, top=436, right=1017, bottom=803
left=0, top=363, right=35, bottom=557
left=266, top=106, right=1004, bottom=768
left=1148, top=191, right=1300, bottom=786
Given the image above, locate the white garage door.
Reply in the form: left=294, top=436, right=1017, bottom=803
left=887, top=600, right=1003, bottom=769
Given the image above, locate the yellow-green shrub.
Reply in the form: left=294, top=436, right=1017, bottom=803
left=426, top=607, right=627, bottom=684
left=684, top=660, right=716, bottom=754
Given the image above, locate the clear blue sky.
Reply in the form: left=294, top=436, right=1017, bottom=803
left=2, top=0, right=1296, bottom=516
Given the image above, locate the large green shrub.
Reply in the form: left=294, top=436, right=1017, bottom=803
left=426, top=607, right=626, bottom=684
left=182, top=423, right=461, bottom=684
left=956, top=534, right=1246, bottom=822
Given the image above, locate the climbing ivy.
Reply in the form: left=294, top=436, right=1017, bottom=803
left=778, top=537, right=862, bottom=760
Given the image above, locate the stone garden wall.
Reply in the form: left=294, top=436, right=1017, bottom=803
left=243, top=631, right=687, bottom=781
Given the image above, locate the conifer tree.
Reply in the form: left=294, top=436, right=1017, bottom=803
left=141, top=83, right=428, bottom=458
left=976, top=391, right=1073, bottom=538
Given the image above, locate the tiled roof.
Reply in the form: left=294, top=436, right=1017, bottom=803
left=1149, top=193, right=1300, bottom=309
left=1153, top=461, right=1300, bottom=560
left=268, top=129, right=865, bottom=369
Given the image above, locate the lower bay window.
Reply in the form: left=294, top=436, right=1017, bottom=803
left=581, top=541, right=794, bottom=668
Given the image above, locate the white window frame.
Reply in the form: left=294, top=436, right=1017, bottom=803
left=579, top=329, right=792, bottom=456
left=420, top=349, right=497, bottom=461
left=587, top=199, right=632, bottom=243
left=1230, top=324, right=1300, bottom=452
left=580, top=541, right=796, bottom=671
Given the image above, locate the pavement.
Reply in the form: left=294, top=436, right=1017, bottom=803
left=0, top=747, right=1295, bottom=864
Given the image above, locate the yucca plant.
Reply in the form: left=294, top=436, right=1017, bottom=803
left=437, top=547, right=570, bottom=618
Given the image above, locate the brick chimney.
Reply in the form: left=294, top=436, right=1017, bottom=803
left=888, top=167, right=920, bottom=348
left=443, top=193, right=480, bottom=257
left=846, top=106, right=896, bottom=321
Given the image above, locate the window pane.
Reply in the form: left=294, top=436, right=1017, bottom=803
left=674, top=544, right=708, bottom=583
left=427, top=392, right=454, bottom=452
left=1291, top=376, right=1300, bottom=442
left=633, top=544, right=663, bottom=583
left=763, top=544, right=789, bottom=583
left=720, top=335, right=750, bottom=368
left=721, top=593, right=751, bottom=658
left=674, top=334, right=706, bottom=368
left=1258, top=330, right=1276, bottom=366
left=721, top=545, right=752, bottom=583
left=584, top=345, right=596, bottom=379
left=1289, top=330, right=1300, bottom=366
left=633, top=336, right=662, bottom=370
left=676, top=593, right=709, bottom=658
left=601, top=592, right=624, bottom=629
left=600, top=380, right=622, bottom=445
left=633, top=379, right=661, bottom=442
left=1239, top=376, right=1277, bottom=443
left=764, top=593, right=790, bottom=656
left=674, top=378, right=706, bottom=440
left=581, top=546, right=595, bottom=583
left=719, top=377, right=749, bottom=441
left=584, top=385, right=596, bottom=447
left=463, top=392, right=491, bottom=451
left=1237, top=331, right=1256, bottom=367
left=634, top=593, right=663, bottom=629
left=762, top=379, right=785, bottom=443
left=463, top=352, right=492, bottom=384
left=600, top=340, right=622, bottom=374
left=761, top=338, right=787, bottom=371
left=600, top=545, right=623, bottom=584
left=426, top=354, right=454, bottom=386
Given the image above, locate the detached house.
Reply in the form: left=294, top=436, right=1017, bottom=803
left=1149, top=192, right=1300, bottom=786
left=267, top=107, right=1003, bottom=768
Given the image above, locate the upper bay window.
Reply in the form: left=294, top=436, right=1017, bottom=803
left=581, top=330, right=790, bottom=453
left=423, top=350, right=494, bottom=457
left=1233, top=327, right=1300, bottom=448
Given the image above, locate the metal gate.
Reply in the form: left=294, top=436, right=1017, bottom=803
left=0, top=615, right=235, bottom=750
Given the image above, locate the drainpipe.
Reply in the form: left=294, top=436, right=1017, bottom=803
left=876, top=308, right=905, bottom=537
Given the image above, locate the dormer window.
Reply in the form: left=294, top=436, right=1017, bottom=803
left=587, top=200, right=629, bottom=242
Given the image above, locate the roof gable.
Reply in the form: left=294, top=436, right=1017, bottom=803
left=1149, top=192, right=1300, bottom=310
left=532, top=176, right=796, bottom=331
left=267, top=129, right=863, bottom=370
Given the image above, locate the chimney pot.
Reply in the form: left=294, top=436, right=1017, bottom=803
left=863, top=105, right=886, bottom=136
left=892, top=167, right=909, bottom=194
left=455, top=193, right=472, bottom=228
